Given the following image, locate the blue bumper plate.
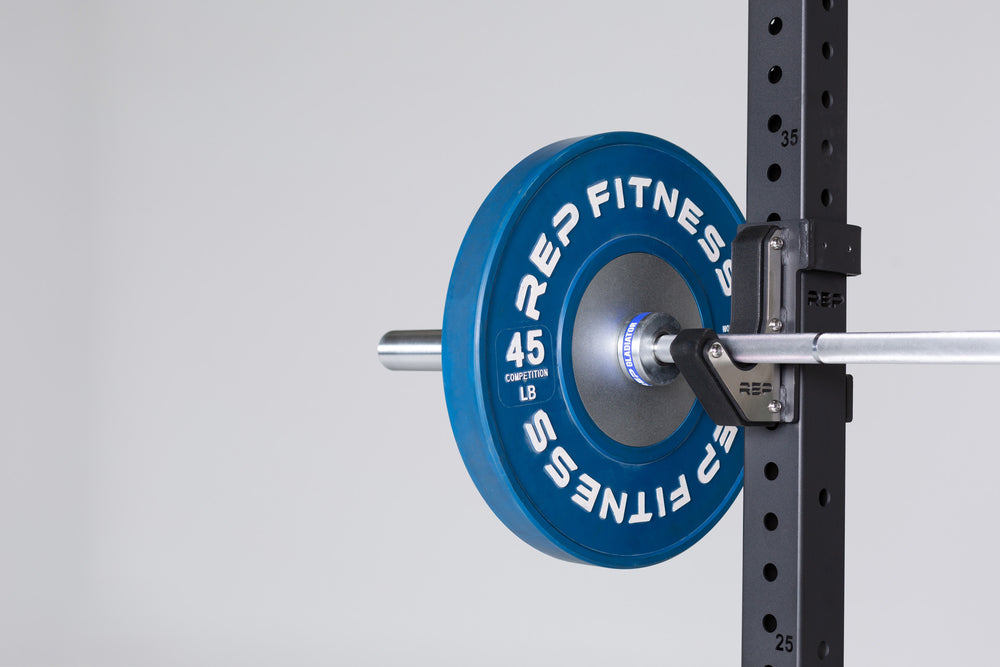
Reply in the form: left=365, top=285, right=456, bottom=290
left=443, top=132, right=745, bottom=568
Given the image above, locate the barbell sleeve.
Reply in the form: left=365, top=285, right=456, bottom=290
left=377, top=330, right=443, bottom=370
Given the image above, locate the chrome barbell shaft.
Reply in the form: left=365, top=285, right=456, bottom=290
left=378, top=330, right=1000, bottom=371
left=653, top=331, right=1000, bottom=365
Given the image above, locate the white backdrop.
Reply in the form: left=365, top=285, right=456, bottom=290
left=4, top=1, right=1000, bottom=665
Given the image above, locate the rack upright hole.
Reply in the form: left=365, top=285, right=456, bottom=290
left=818, top=641, right=830, bottom=659
left=763, top=614, right=777, bottom=632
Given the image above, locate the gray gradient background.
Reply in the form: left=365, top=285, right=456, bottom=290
left=4, top=1, right=999, bottom=665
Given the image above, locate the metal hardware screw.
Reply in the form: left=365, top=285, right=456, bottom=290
left=709, top=342, right=724, bottom=359
left=767, top=318, right=784, bottom=333
left=768, top=400, right=783, bottom=414
left=769, top=236, right=784, bottom=250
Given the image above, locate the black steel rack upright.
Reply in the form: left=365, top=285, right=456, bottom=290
left=741, top=1, right=850, bottom=665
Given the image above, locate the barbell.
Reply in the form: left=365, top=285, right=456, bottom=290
left=378, top=329, right=1000, bottom=370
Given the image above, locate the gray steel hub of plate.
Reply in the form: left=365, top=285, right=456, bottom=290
left=571, top=252, right=702, bottom=448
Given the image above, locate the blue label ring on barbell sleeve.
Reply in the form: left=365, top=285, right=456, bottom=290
left=620, top=312, right=652, bottom=386
left=442, top=132, right=745, bottom=568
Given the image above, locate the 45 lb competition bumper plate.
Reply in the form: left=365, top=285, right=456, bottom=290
left=443, top=132, right=745, bottom=568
